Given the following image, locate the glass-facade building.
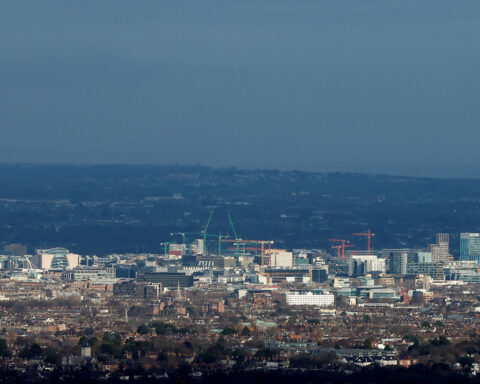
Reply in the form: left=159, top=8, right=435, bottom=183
left=460, top=233, right=480, bottom=262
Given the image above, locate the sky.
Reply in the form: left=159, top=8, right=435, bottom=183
left=1, top=0, right=479, bottom=178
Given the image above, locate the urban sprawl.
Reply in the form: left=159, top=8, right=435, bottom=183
left=2, top=231, right=480, bottom=380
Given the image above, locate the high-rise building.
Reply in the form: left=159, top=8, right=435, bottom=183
left=386, top=250, right=409, bottom=274
left=460, top=233, right=480, bottom=262
left=430, top=233, right=450, bottom=262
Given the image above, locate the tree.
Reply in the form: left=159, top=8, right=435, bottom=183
left=0, top=339, right=11, bottom=358
left=254, top=347, right=277, bottom=359
left=19, top=343, right=42, bottom=359
left=197, top=337, right=229, bottom=364
left=137, top=324, right=151, bottom=335
left=404, top=334, right=419, bottom=346
left=99, top=333, right=123, bottom=358
left=431, top=336, right=450, bottom=346
left=43, top=347, right=58, bottom=364
left=363, top=339, right=372, bottom=350
left=149, top=321, right=177, bottom=335
left=290, top=352, right=338, bottom=369
left=88, top=336, right=98, bottom=347
left=459, top=356, right=474, bottom=370
left=221, top=327, right=236, bottom=336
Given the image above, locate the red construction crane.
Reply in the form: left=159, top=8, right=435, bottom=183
left=353, top=230, right=375, bottom=254
left=331, top=245, right=342, bottom=260
left=329, top=239, right=354, bottom=260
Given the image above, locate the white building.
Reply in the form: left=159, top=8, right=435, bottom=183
left=333, top=277, right=351, bottom=288
left=431, top=233, right=451, bottom=262
left=169, top=243, right=186, bottom=257
left=270, top=250, right=293, bottom=267
left=349, top=255, right=386, bottom=276
left=286, top=290, right=334, bottom=307
left=34, top=248, right=81, bottom=270
left=190, top=239, right=204, bottom=255
left=71, top=266, right=115, bottom=281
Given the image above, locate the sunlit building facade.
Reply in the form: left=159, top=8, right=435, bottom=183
left=460, top=233, right=480, bottom=262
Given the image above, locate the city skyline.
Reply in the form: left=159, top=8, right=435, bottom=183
left=2, top=1, right=480, bottom=381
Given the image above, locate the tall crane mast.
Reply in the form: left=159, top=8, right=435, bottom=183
left=160, top=242, right=175, bottom=257
left=331, top=245, right=342, bottom=260
left=227, top=213, right=239, bottom=239
left=353, top=230, right=375, bottom=254
left=24, top=256, right=34, bottom=270
left=202, top=210, right=215, bottom=256
left=329, top=239, right=354, bottom=260
left=217, top=232, right=229, bottom=256
left=227, top=213, right=241, bottom=258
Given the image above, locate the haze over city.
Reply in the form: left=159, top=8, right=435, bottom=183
left=1, top=0, right=480, bottom=177
left=2, top=1, right=480, bottom=383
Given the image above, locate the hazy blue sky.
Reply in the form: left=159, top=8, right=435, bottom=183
left=1, top=0, right=479, bottom=177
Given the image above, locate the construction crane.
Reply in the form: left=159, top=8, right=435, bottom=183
left=170, top=211, right=215, bottom=256
left=329, top=239, right=354, bottom=260
left=160, top=242, right=176, bottom=257
left=227, top=213, right=241, bottom=258
left=227, top=246, right=273, bottom=264
left=204, top=232, right=229, bottom=256
left=331, top=245, right=342, bottom=260
left=23, top=256, right=35, bottom=270
left=227, top=213, right=239, bottom=239
left=221, top=239, right=274, bottom=266
left=219, top=233, right=230, bottom=256
left=170, top=232, right=199, bottom=251
left=353, top=230, right=375, bottom=254
left=202, top=210, right=215, bottom=256
left=21, top=256, right=42, bottom=278
left=170, top=232, right=187, bottom=244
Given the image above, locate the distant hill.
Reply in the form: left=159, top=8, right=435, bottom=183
left=0, top=163, right=479, bottom=256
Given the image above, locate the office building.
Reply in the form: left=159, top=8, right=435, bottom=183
left=385, top=250, right=411, bottom=275
left=69, top=266, right=116, bottom=281
left=407, top=262, right=443, bottom=279
left=460, top=233, right=480, bottom=262
left=115, top=264, right=137, bottom=279
left=430, top=233, right=450, bottom=262
left=285, top=290, right=334, bottom=307
left=269, top=250, right=293, bottom=267
left=137, top=272, right=194, bottom=288
left=349, top=255, right=386, bottom=277
left=261, top=268, right=310, bottom=284
left=312, top=268, right=328, bottom=283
